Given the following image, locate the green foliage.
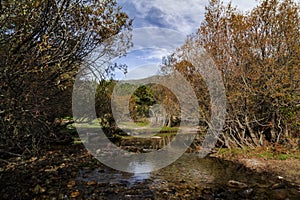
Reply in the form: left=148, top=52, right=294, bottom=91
left=130, top=85, right=156, bottom=121
left=95, top=81, right=157, bottom=129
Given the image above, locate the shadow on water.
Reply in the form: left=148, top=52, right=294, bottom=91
left=76, top=153, right=300, bottom=200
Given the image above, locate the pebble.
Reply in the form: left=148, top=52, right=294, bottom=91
left=227, top=180, right=248, bottom=188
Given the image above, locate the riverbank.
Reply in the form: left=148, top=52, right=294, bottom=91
left=211, top=145, right=300, bottom=186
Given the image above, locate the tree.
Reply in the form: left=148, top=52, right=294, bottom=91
left=163, top=0, right=300, bottom=148
left=150, top=83, right=180, bottom=127
left=129, top=85, right=156, bottom=122
left=0, top=0, right=132, bottom=153
left=161, top=55, right=210, bottom=127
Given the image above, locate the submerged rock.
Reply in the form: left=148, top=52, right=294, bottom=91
left=227, top=180, right=248, bottom=188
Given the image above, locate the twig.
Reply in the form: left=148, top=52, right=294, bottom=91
left=0, top=158, right=12, bottom=164
left=0, top=150, right=22, bottom=157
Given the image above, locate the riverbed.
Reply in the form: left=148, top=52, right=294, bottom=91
left=75, top=153, right=300, bottom=199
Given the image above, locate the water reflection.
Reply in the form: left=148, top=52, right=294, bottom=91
left=128, top=161, right=152, bottom=183
left=76, top=160, right=152, bottom=186
left=76, top=154, right=300, bottom=199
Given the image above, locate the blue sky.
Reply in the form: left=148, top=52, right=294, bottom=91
left=114, top=0, right=258, bottom=80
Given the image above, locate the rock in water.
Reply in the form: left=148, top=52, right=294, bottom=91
left=227, top=180, right=248, bottom=189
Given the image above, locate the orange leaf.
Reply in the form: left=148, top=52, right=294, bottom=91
left=70, top=191, right=80, bottom=198
left=86, top=180, right=97, bottom=186
left=67, top=180, right=76, bottom=188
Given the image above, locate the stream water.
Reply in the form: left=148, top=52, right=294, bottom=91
left=76, top=153, right=300, bottom=199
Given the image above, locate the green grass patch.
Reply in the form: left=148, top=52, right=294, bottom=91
left=154, top=131, right=177, bottom=137
left=160, top=126, right=179, bottom=133
left=61, top=116, right=73, bottom=120
left=258, top=151, right=274, bottom=158
left=73, top=137, right=84, bottom=144
left=217, top=146, right=300, bottom=161
left=276, top=154, right=289, bottom=160
left=136, top=121, right=150, bottom=127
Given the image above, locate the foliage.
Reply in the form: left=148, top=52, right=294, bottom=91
left=162, top=0, right=300, bottom=148
left=0, top=0, right=132, bottom=153
left=95, top=79, right=116, bottom=128
left=95, top=80, right=156, bottom=129
left=161, top=58, right=211, bottom=127
left=129, top=85, right=156, bottom=121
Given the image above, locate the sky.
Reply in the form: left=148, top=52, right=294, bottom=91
left=113, top=0, right=258, bottom=80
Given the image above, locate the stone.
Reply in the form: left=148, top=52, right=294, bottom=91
left=227, top=180, right=248, bottom=188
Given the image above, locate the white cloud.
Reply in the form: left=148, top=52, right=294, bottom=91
left=123, top=63, right=161, bottom=80
left=131, top=27, right=186, bottom=51
left=115, top=0, right=259, bottom=79
left=114, top=27, right=186, bottom=68
left=120, top=0, right=207, bottom=34
left=226, top=0, right=258, bottom=12
left=119, top=0, right=259, bottom=34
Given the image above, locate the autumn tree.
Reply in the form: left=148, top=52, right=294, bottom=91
left=161, top=50, right=212, bottom=125
left=0, top=0, right=132, bottom=153
left=149, top=83, right=180, bottom=127
left=164, top=0, right=300, bottom=148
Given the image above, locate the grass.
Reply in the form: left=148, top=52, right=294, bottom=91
left=160, top=126, right=179, bottom=133
left=73, top=137, right=84, bottom=144
left=60, top=117, right=183, bottom=143
left=73, top=119, right=101, bottom=129
left=119, top=120, right=150, bottom=128
left=154, top=132, right=177, bottom=137
left=135, top=121, right=150, bottom=127
left=217, top=146, right=300, bottom=161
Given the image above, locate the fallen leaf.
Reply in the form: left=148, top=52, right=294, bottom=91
left=33, top=184, right=46, bottom=194
left=30, top=157, right=38, bottom=162
left=40, top=187, right=46, bottom=193
left=33, top=185, right=41, bottom=194
left=59, top=163, right=66, bottom=168
left=86, top=180, right=97, bottom=186
left=70, top=191, right=80, bottom=198
left=67, top=180, right=76, bottom=188
left=44, top=166, right=59, bottom=172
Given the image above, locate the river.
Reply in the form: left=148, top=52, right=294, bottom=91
left=76, top=153, right=300, bottom=199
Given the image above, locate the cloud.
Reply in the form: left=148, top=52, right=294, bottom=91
left=131, top=27, right=186, bottom=50
left=119, top=0, right=207, bottom=34
left=114, top=27, right=186, bottom=68
left=123, top=63, right=161, bottom=80
left=226, top=0, right=258, bottom=12
left=119, top=0, right=259, bottom=34
left=115, top=0, right=259, bottom=79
